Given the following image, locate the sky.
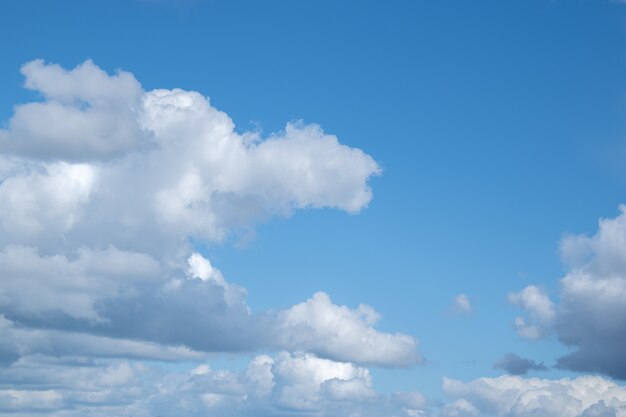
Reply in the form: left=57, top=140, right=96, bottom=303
left=2, top=0, right=626, bottom=416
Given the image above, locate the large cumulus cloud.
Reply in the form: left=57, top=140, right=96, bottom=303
left=0, top=59, right=420, bottom=416
left=0, top=60, right=380, bottom=255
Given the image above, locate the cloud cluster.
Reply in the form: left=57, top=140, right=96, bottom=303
left=442, top=375, right=626, bottom=417
left=511, top=206, right=626, bottom=379
left=509, top=285, right=555, bottom=340
left=0, top=248, right=419, bottom=367
left=0, top=60, right=419, bottom=416
left=0, top=352, right=427, bottom=417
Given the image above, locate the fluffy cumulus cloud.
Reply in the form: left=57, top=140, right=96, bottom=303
left=0, top=59, right=380, bottom=251
left=275, top=292, right=421, bottom=366
left=0, top=162, right=95, bottom=240
left=1, top=60, right=144, bottom=161
left=0, top=60, right=419, bottom=416
left=442, top=375, right=626, bottom=417
left=510, top=206, right=626, bottom=379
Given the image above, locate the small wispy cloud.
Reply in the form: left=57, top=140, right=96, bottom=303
left=452, top=293, right=473, bottom=314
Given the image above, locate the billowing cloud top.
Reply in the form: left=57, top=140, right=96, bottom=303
left=0, top=59, right=381, bottom=249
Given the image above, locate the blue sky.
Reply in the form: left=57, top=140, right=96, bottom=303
left=2, top=1, right=626, bottom=416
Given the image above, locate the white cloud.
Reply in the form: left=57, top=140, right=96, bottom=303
left=0, top=356, right=151, bottom=417
left=185, top=252, right=243, bottom=307
left=242, top=355, right=275, bottom=397
left=2, top=60, right=144, bottom=161
left=187, top=252, right=218, bottom=282
left=0, top=60, right=381, bottom=260
left=442, top=375, right=626, bottom=417
left=0, top=163, right=95, bottom=241
left=272, top=351, right=375, bottom=410
left=21, top=59, right=141, bottom=105
left=275, top=292, right=421, bottom=367
left=509, top=285, right=555, bottom=340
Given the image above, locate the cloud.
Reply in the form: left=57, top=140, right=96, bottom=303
left=0, top=356, right=151, bottom=416
left=271, top=351, right=376, bottom=410
left=440, top=399, right=480, bottom=417
left=2, top=60, right=144, bottom=161
left=275, top=291, right=421, bottom=367
left=0, top=352, right=428, bottom=417
left=0, top=59, right=380, bottom=252
left=0, top=59, right=422, bottom=417
left=0, top=315, right=206, bottom=363
left=493, top=353, right=547, bottom=376
left=509, top=285, right=555, bottom=340
left=0, top=245, right=160, bottom=320
left=511, top=206, right=626, bottom=379
left=452, top=293, right=473, bottom=314
left=0, top=247, right=419, bottom=367
left=442, top=375, right=626, bottom=417
left=0, top=163, right=95, bottom=240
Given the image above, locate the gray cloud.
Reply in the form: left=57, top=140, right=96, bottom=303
left=510, top=206, right=626, bottom=380
left=0, top=249, right=420, bottom=367
left=493, top=353, right=547, bottom=376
